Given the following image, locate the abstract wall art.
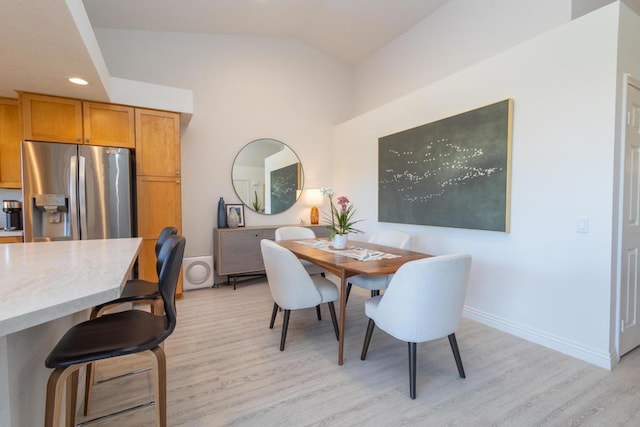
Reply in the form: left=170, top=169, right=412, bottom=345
left=378, top=99, right=513, bottom=232
left=270, top=162, right=301, bottom=214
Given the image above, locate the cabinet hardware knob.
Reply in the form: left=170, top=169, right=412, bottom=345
left=176, top=171, right=180, bottom=175
left=76, top=137, right=81, bottom=142
left=176, top=180, right=180, bottom=184
left=85, top=137, right=90, bottom=142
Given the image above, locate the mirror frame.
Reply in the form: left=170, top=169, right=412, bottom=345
left=231, top=138, right=304, bottom=215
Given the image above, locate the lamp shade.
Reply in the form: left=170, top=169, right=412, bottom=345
left=303, top=188, right=324, bottom=207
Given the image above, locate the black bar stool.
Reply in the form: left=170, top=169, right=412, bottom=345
left=90, top=226, right=178, bottom=319
left=43, top=236, right=186, bottom=427
left=83, top=226, right=177, bottom=416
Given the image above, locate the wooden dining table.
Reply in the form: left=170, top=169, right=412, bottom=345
left=276, top=238, right=431, bottom=365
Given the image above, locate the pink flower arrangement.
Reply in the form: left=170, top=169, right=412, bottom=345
left=321, top=187, right=363, bottom=238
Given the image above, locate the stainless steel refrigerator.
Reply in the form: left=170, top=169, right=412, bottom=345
left=21, top=141, right=132, bottom=242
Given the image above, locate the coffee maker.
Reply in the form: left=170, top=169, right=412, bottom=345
left=2, top=200, right=22, bottom=231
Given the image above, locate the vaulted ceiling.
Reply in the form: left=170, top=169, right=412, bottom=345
left=83, top=0, right=450, bottom=66
left=0, top=0, right=450, bottom=100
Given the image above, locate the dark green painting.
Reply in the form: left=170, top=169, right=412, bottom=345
left=378, top=99, right=513, bottom=232
left=270, top=162, right=300, bottom=214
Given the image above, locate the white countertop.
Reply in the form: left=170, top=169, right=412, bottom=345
left=0, top=230, right=23, bottom=237
left=0, top=238, right=142, bottom=336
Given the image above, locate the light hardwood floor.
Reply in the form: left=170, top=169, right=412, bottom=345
left=77, top=278, right=640, bottom=426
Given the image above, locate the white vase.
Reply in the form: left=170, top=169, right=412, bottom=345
left=333, top=233, right=348, bottom=249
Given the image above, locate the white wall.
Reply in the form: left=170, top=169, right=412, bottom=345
left=336, top=4, right=621, bottom=368
left=353, top=0, right=573, bottom=115
left=94, top=30, right=353, bottom=258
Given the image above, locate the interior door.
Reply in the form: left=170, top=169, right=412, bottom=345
left=618, top=75, right=640, bottom=357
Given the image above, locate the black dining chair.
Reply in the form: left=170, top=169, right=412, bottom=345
left=44, top=235, right=186, bottom=427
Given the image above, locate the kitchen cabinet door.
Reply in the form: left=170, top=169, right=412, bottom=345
left=83, top=102, right=135, bottom=148
left=0, top=236, right=23, bottom=244
left=136, top=176, right=182, bottom=239
left=136, top=175, right=183, bottom=293
left=135, top=109, right=180, bottom=177
left=19, top=92, right=83, bottom=144
left=0, top=98, right=21, bottom=188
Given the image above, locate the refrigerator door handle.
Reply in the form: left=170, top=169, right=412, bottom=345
left=69, top=155, right=80, bottom=240
left=79, top=155, right=88, bottom=240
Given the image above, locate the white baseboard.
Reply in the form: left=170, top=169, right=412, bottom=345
left=463, top=306, right=617, bottom=370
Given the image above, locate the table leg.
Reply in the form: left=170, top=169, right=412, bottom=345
left=338, top=270, right=347, bottom=365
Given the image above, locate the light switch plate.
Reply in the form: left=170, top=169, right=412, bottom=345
left=576, top=216, right=589, bottom=233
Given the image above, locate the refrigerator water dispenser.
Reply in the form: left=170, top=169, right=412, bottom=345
left=32, top=194, right=70, bottom=240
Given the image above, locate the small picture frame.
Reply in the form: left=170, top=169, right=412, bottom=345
left=226, top=204, right=245, bottom=227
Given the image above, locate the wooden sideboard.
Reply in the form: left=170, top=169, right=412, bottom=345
left=213, top=224, right=331, bottom=288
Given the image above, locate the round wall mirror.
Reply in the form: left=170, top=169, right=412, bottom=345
left=232, top=138, right=304, bottom=214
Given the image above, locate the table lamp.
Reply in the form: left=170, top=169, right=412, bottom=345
left=304, top=189, right=323, bottom=225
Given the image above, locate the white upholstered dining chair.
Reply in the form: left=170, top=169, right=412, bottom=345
left=275, top=226, right=326, bottom=277
left=261, top=239, right=340, bottom=351
left=360, top=254, right=472, bottom=399
left=346, top=230, right=411, bottom=302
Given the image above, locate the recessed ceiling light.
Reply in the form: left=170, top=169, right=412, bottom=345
left=68, top=77, right=88, bottom=85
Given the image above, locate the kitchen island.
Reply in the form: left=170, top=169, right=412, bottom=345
left=0, top=238, right=142, bottom=426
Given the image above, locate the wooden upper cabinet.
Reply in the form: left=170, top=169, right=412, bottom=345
left=83, top=102, right=135, bottom=148
left=0, top=98, right=21, bottom=188
left=135, top=108, right=180, bottom=177
left=19, top=92, right=83, bottom=144
left=19, top=93, right=135, bottom=149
